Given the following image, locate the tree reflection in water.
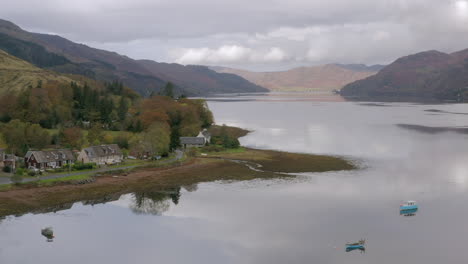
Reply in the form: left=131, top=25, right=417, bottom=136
left=345, top=247, right=365, bottom=253
left=130, top=187, right=183, bottom=215
left=182, top=184, right=198, bottom=192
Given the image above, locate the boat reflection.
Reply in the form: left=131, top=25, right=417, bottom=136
left=400, top=208, right=418, bottom=217
left=345, top=247, right=365, bottom=253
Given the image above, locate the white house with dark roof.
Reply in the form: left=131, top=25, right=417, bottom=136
left=180, top=129, right=211, bottom=148
left=180, top=137, right=206, bottom=148
left=197, top=129, right=211, bottom=143
left=77, top=144, right=123, bottom=165
left=25, top=149, right=75, bottom=170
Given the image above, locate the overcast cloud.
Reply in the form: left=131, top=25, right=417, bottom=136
left=1, top=0, right=468, bottom=70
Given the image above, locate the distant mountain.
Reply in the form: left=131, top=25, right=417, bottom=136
left=212, top=64, right=379, bottom=92
left=137, top=60, right=267, bottom=95
left=341, top=49, right=468, bottom=101
left=335, top=64, right=385, bottom=72
left=0, top=49, right=73, bottom=95
left=0, top=19, right=267, bottom=96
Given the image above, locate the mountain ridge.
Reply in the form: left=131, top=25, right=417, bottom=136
left=0, top=19, right=267, bottom=96
left=212, top=64, right=380, bottom=92
left=340, top=49, right=468, bottom=101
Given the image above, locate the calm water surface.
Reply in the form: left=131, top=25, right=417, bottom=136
left=2, top=94, right=468, bottom=264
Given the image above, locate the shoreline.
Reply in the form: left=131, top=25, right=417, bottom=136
left=0, top=147, right=356, bottom=217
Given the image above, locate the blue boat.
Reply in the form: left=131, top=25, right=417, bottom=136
left=346, top=239, right=365, bottom=252
left=400, top=201, right=418, bottom=211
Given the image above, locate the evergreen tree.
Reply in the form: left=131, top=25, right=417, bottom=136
left=163, top=82, right=175, bottom=98
left=118, top=97, right=129, bottom=121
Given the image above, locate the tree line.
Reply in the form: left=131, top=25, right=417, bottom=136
left=0, top=80, right=213, bottom=157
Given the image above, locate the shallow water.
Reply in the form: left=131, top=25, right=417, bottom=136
left=2, top=94, right=468, bottom=264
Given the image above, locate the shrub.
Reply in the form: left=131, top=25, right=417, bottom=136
left=28, top=171, right=37, bottom=177
left=211, top=135, right=240, bottom=149
left=202, top=145, right=225, bottom=152
left=2, top=166, right=11, bottom=173
left=72, top=162, right=96, bottom=171
left=15, top=168, right=25, bottom=176
left=224, top=138, right=240, bottom=149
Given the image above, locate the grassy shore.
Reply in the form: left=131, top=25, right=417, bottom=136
left=0, top=147, right=355, bottom=217
left=202, top=148, right=355, bottom=173
left=0, top=125, right=356, bottom=217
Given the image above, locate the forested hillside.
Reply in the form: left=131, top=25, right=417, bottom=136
left=0, top=52, right=214, bottom=157
left=0, top=49, right=73, bottom=95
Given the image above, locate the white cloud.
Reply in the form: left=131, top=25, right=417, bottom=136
left=263, top=47, right=288, bottom=62
left=175, top=45, right=288, bottom=65
left=3, top=0, right=468, bottom=70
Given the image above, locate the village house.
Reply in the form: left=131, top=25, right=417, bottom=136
left=77, top=144, right=123, bottom=165
left=180, top=137, right=206, bottom=148
left=180, top=129, right=211, bottom=148
left=3, top=154, right=17, bottom=171
left=197, top=129, right=211, bottom=143
left=1, top=149, right=17, bottom=171
left=25, top=149, right=75, bottom=170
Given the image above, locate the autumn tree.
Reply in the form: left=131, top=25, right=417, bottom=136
left=130, top=122, right=170, bottom=157
left=60, top=127, right=85, bottom=149
left=26, top=124, right=51, bottom=150
left=87, top=123, right=104, bottom=145
left=1, top=120, right=51, bottom=155
left=143, top=122, right=171, bottom=156
left=0, top=132, right=7, bottom=149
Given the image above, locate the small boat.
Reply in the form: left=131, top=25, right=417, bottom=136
left=400, top=201, right=418, bottom=211
left=346, top=239, right=365, bottom=251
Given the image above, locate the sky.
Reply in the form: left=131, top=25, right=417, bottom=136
left=1, top=0, right=468, bottom=71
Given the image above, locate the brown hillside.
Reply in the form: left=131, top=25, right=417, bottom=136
left=213, top=64, right=377, bottom=92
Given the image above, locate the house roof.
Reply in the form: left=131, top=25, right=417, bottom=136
left=4, top=154, right=16, bottom=161
left=27, top=149, right=75, bottom=163
left=180, top=137, right=206, bottom=145
left=199, top=129, right=211, bottom=138
left=83, top=144, right=122, bottom=158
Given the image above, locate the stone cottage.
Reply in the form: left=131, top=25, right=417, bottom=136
left=77, top=144, right=123, bottom=165
left=25, top=149, right=75, bottom=170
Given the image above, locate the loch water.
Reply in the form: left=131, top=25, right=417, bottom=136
left=2, top=93, right=468, bottom=264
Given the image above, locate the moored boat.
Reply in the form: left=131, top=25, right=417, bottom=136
left=346, top=239, right=365, bottom=251
left=400, top=201, right=418, bottom=211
